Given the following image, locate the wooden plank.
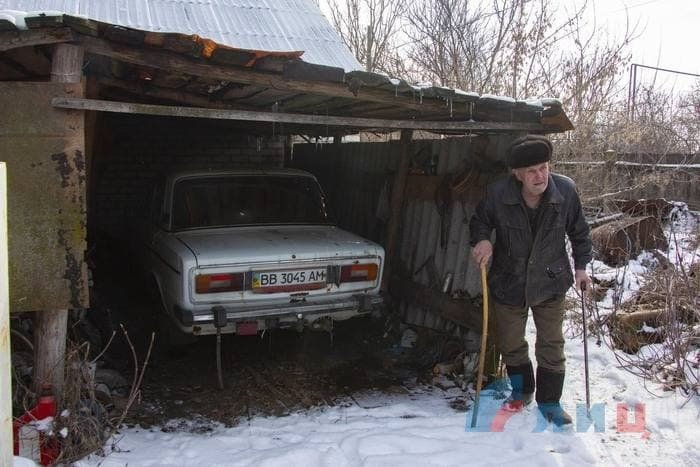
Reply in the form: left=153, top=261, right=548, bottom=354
left=282, top=60, right=345, bottom=83
left=403, top=174, right=488, bottom=202
left=52, top=97, right=550, bottom=132
left=0, top=27, right=75, bottom=52
left=0, top=54, right=32, bottom=78
left=32, top=44, right=86, bottom=399
left=77, top=35, right=459, bottom=114
left=389, top=276, right=481, bottom=330
left=97, top=76, right=259, bottom=111
left=25, top=14, right=65, bottom=29
left=1, top=46, right=52, bottom=78
left=0, top=163, right=11, bottom=467
left=382, top=129, right=413, bottom=290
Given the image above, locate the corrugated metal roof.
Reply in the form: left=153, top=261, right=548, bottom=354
left=0, top=0, right=361, bottom=70
left=0, top=10, right=574, bottom=133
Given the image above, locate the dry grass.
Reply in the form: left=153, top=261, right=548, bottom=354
left=11, top=324, right=154, bottom=464
left=592, top=231, right=699, bottom=397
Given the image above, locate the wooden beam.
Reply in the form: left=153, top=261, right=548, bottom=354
left=0, top=54, right=34, bottom=76
left=0, top=163, right=11, bottom=467
left=78, top=35, right=451, bottom=114
left=51, top=43, right=84, bottom=83
left=52, top=97, right=550, bottom=132
left=33, top=44, right=85, bottom=401
left=97, top=76, right=260, bottom=111
left=0, top=27, right=75, bottom=52
left=381, top=129, right=413, bottom=291
left=403, top=174, right=488, bottom=202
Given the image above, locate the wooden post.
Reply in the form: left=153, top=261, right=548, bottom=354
left=50, top=43, right=84, bottom=83
left=381, top=129, right=412, bottom=290
left=33, top=44, right=84, bottom=398
left=0, top=163, right=12, bottom=467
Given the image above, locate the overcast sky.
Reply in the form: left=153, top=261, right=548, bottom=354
left=318, top=0, right=699, bottom=92
left=589, top=0, right=700, bottom=91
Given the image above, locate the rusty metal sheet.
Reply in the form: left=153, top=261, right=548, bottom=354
left=0, top=82, right=88, bottom=312
left=591, top=216, right=667, bottom=266
left=614, top=198, right=673, bottom=219
left=291, top=135, right=513, bottom=333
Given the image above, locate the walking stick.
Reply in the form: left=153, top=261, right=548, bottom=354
left=581, top=283, right=591, bottom=415
left=471, top=263, right=489, bottom=428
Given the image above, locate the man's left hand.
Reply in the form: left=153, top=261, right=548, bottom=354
left=575, top=269, right=593, bottom=293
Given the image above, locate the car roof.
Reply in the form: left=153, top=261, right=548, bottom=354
left=167, top=168, right=317, bottom=183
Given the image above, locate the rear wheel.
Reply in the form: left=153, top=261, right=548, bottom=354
left=149, top=281, right=196, bottom=358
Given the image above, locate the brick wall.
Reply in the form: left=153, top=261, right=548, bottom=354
left=92, top=113, right=285, bottom=238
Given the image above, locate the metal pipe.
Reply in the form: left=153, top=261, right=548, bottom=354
left=581, top=283, right=591, bottom=414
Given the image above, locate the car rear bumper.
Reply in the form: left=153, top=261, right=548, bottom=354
left=173, top=294, right=383, bottom=335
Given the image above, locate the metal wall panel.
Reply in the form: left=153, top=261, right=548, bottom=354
left=292, top=135, right=512, bottom=332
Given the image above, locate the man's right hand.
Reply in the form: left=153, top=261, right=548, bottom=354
left=472, top=240, right=493, bottom=268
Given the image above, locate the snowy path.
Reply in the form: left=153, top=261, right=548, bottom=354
left=72, top=207, right=699, bottom=466
left=75, top=316, right=700, bottom=467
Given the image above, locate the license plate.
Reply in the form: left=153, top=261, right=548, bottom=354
left=236, top=321, right=258, bottom=336
left=252, top=268, right=326, bottom=293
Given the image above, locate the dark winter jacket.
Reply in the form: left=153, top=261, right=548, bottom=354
left=470, top=173, right=592, bottom=307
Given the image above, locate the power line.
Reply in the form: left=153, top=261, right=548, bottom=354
left=606, top=0, right=663, bottom=14
left=631, top=63, right=700, bottom=79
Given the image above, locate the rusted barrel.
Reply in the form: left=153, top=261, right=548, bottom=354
left=591, top=215, right=667, bottom=265
left=613, top=198, right=673, bottom=219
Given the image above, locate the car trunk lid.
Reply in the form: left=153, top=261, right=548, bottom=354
left=175, top=225, right=380, bottom=267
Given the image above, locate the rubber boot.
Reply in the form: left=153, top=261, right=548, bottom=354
left=503, top=361, right=535, bottom=412
left=536, top=367, right=572, bottom=426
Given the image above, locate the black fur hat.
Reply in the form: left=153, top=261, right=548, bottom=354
left=507, top=135, right=553, bottom=169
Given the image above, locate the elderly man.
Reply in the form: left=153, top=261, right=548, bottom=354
left=469, top=134, right=592, bottom=426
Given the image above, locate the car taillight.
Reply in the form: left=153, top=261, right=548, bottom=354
left=195, top=273, right=244, bottom=293
left=340, top=264, right=378, bottom=283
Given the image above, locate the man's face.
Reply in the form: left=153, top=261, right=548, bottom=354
left=513, top=162, right=549, bottom=198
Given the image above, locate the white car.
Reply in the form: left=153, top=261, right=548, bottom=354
left=139, top=169, right=385, bottom=340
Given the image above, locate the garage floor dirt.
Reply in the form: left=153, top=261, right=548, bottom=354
left=84, top=244, right=466, bottom=430
left=113, top=319, right=435, bottom=428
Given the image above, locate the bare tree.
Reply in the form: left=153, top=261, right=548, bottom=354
left=546, top=5, right=637, bottom=155
left=326, top=0, right=408, bottom=74
left=405, top=0, right=493, bottom=90
left=327, top=0, right=666, bottom=157
left=598, top=82, right=700, bottom=158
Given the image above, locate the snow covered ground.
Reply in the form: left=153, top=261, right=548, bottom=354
left=32, top=207, right=700, bottom=466
left=70, top=325, right=699, bottom=467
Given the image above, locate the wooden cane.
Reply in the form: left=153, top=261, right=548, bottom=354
left=471, top=263, right=489, bottom=428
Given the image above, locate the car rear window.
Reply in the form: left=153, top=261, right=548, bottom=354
left=171, top=175, right=335, bottom=229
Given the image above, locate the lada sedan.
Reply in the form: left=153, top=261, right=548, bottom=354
left=139, top=169, right=385, bottom=341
